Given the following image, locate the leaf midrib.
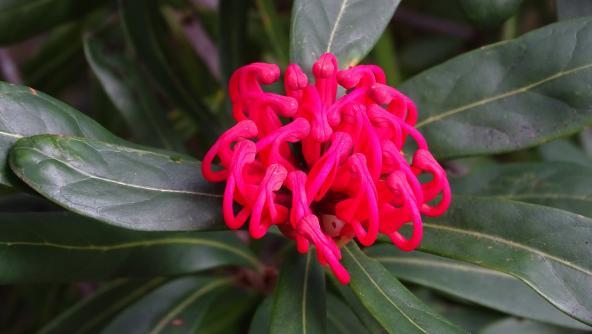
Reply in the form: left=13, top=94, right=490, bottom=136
left=13, top=146, right=221, bottom=198
left=149, top=278, right=230, bottom=334
left=374, top=256, right=512, bottom=278
left=494, top=193, right=592, bottom=203
left=416, top=62, right=592, bottom=128
left=422, top=222, right=592, bottom=276
left=344, top=247, right=429, bottom=334
left=0, top=237, right=259, bottom=267
left=325, top=0, right=350, bottom=53
left=301, top=252, right=312, bottom=334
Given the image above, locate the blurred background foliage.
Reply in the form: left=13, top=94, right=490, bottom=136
left=0, top=0, right=591, bottom=333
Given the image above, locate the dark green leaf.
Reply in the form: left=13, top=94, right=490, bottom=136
left=0, top=211, right=258, bottom=283
left=84, top=28, right=186, bottom=152
left=290, top=0, right=401, bottom=70
left=480, top=318, right=590, bottom=334
left=367, top=247, right=590, bottom=330
left=458, top=0, right=523, bottom=27
left=401, top=18, right=592, bottom=159
left=538, top=139, right=592, bottom=168
left=8, top=135, right=224, bottom=231
left=342, top=243, right=466, bottom=334
left=452, top=162, right=592, bottom=217
left=0, top=82, right=127, bottom=187
left=327, top=275, right=385, bottom=334
left=326, top=294, right=367, bottom=334
left=101, top=276, right=229, bottom=334
left=410, top=288, right=503, bottom=333
left=409, top=196, right=592, bottom=325
left=40, top=279, right=166, bottom=334
left=219, top=0, right=249, bottom=82
left=198, top=289, right=260, bottom=334
left=119, top=0, right=219, bottom=137
left=0, top=0, right=105, bottom=44
left=271, top=250, right=326, bottom=334
left=249, top=297, right=272, bottom=334
left=557, top=0, right=592, bottom=20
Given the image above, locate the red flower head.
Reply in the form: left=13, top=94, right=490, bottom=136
left=202, top=53, right=451, bottom=284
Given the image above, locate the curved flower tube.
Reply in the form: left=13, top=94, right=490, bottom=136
left=202, top=52, right=451, bottom=285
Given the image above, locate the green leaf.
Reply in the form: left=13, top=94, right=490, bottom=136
left=0, top=0, right=105, bottom=44
left=0, top=82, right=127, bottom=187
left=400, top=17, right=592, bottom=159
left=538, top=139, right=592, bottom=168
left=409, top=196, right=592, bottom=325
left=557, top=0, right=592, bottom=20
left=0, top=211, right=258, bottom=283
left=327, top=275, right=385, bottom=334
left=100, top=276, right=229, bottom=334
left=270, top=250, right=326, bottom=334
left=290, top=0, right=401, bottom=70
left=480, top=318, right=590, bottom=334
left=367, top=247, right=590, bottom=330
left=8, top=135, right=224, bottom=231
left=342, top=243, right=466, bottom=334
left=219, top=0, right=249, bottom=82
left=83, top=27, right=186, bottom=152
left=326, top=294, right=367, bottom=334
left=249, top=297, right=273, bottom=334
left=40, top=279, right=166, bottom=334
left=458, top=0, right=523, bottom=27
left=411, top=288, right=503, bottom=333
left=198, top=289, right=260, bottom=334
left=119, top=0, right=219, bottom=137
left=452, top=162, right=592, bottom=217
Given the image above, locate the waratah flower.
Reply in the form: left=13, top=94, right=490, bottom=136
left=202, top=53, right=451, bottom=284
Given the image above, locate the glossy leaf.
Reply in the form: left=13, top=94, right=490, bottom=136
left=84, top=28, right=186, bottom=152
left=9, top=135, right=224, bottom=231
left=538, top=139, right=592, bottom=168
left=458, top=0, right=523, bottom=26
left=326, top=294, right=367, bottom=334
left=401, top=18, right=592, bottom=159
left=452, top=162, right=592, bottom=217
left=367, top=247, right=590, bottom=330
left=408, top=196, right=592, bottom=325
left=119, top=0, right=219, bottom=137
left=0, top=82, right=127, bottom=187
left=0, top=0, right=105, bottom=44
left=557, top=0, right=592, bottom=20
left=270, top=251, right=326, bottom=334
left=100, top=276, right=229, bottom=334
left=40, top=279, right=166, bottom=334
left=0, top=212, right=257, bottom=283
left=290, top=0, right=401, bottom=70
left=342, top=243, right=466, bottom=334
left=480, top=318, right=590, bottom=334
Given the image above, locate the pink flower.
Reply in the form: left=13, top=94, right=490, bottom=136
left=202, top=53, right=451, bottom=284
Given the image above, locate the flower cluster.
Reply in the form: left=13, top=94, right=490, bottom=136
left=202, top=53, right=451, bottom=284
